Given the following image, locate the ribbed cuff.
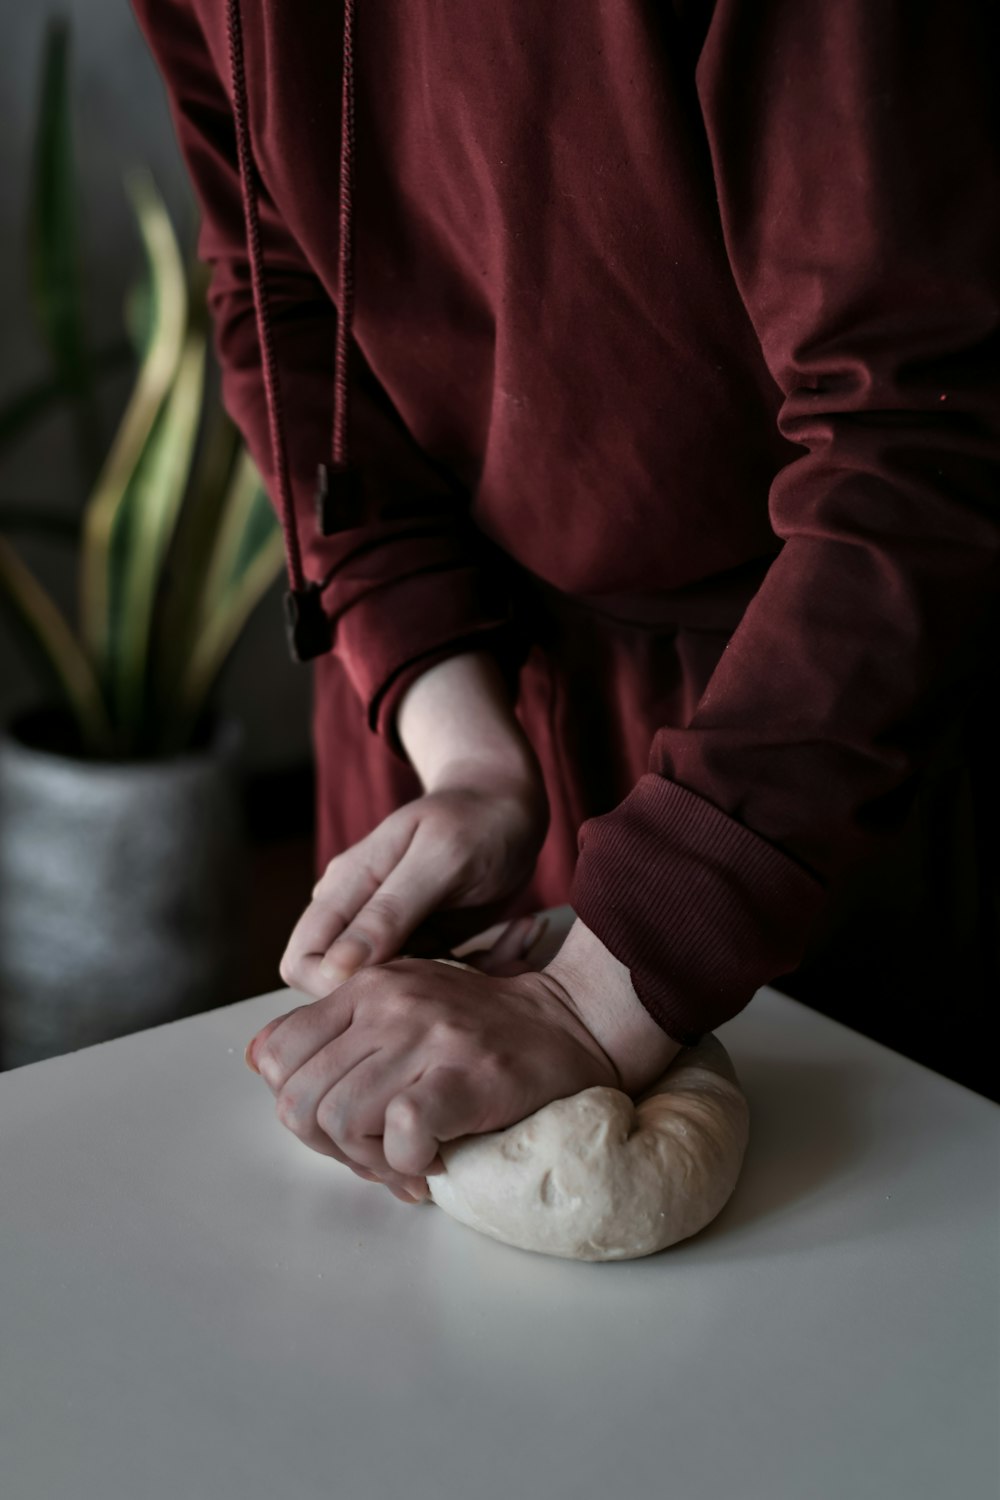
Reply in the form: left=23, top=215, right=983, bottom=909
left=569, top=773, right=829, bottom=1044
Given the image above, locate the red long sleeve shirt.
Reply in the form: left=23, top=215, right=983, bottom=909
left=131, top=0, right=1000, bottom=1043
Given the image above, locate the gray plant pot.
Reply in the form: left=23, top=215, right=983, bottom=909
left=0, top=702, right=249, bottom=1070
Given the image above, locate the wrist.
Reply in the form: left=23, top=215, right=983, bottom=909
left=397, top=650, right=541, bottom=796
left=543, top=917, right=683, bottom=1096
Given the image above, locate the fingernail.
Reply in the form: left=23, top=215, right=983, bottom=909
left=244, top=1038, right=260, bottom=1073
left=320, top=934, right=370, bottom=981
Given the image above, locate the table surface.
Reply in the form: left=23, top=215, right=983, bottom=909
left=2, top=917, right=998, bottom=1500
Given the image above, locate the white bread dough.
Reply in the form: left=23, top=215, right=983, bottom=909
left=425, top=962, right=750, bottom=1261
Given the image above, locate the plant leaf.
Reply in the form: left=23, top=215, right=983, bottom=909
left=109, top=324, right=207, bottom=741
left=171, top=449, right=286, bottom=744
left=79, top=166, right=186, bottom=681
left=149, top=395, right=240, bottom=725
left=123, top=275, right=153, bottom=360
left=0, top=534, right=113, bottom=751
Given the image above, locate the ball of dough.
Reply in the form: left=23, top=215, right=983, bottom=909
left=425, top=961, right=749, bottom=1261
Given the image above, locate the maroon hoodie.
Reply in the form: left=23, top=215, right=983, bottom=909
left=130, top=0, right=999, bottom=1044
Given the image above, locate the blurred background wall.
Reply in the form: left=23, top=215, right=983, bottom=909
left=0, top=0, right=313, bottom=774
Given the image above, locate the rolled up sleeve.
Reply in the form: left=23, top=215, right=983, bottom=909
left=571, top=0, right=1000, bottom=1042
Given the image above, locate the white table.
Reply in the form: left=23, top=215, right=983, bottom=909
left=2, top=908, right=998, bottom=1500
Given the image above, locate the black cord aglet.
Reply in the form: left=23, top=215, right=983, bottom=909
left=283, top=584, right=333, bottom=662
left=315, top=459, right=366, bottom=535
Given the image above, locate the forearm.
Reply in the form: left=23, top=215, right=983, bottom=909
left=396, top=651, right=543, bottom=796
left=397, top=654, right=681, bottom=1090
left=543, top=918, right=682, bottom=1097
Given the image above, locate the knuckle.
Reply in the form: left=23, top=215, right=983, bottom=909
left=348, top=965, right=387, bottom=1004
left=315, top=1094, right=349, bottom=1141
left=429, top=1017, right=471, bottom=1053
left=312, top=847, right=352, bottom=890
left=355, top=893, right=403, bottom=944
left=435, top=823, right=472, bottom=867
left=348, top=964, right=381, bottom=992
left=355, top=977, right=410, bottom=1021
left=310, top=867, right=335, bottom=902
left=449, top=1049, right=504, bottom=1092
left=313, top=902, right=354, bottom=933
left=381, top=986, right=415, bottom=1020
left=388, top=1093, right=422, bottom=1129
left=416, top=807, right=465, bottom=860
left=339, top=1124, right=368, bottom=1154
left=477, top=1050, right=509, bottom=1084
left=275, top=1089, right=303, bottom=1133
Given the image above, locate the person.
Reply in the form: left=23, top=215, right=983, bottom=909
left=131, top=0, right=999, bottom=1200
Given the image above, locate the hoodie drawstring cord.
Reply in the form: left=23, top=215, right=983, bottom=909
left=332, top=0, right=356, bottom=468
left=225, top=0, right=360, bottom=661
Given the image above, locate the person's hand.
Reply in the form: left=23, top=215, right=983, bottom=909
left=455, top=910, right=551, bottom=977
left=245, top=917, right=683, bottom=1205
left=278, top=767, right=549, bottom=1002
left=245, top=955, right=622, bottom=1203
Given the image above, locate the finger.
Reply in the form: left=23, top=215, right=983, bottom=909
left=327, top=848, right=535, bottom=979
left=278, top=1073, right=430, bottom=1201
left=309, top=810, right=418, bottom=906
left=280, top=881, right=385, bottom=1000
left=275, top=1032, right=431, bottom=1200
left=251, top=988, right=355, bottom=1094
left=272, top=1112, right=418, bottom=1198
left=280, top=813, right=420, bottom=994
left=244, top=1006, right=306, bottom=1073
left=315, top=1051, right=434, bottom=1198
left=249, top=990, right=427, bottom=1201
left=489, top=914, right=538, bottom=963
left=317, top=827, right=461, bottom=982
left=385, top=1184, right=427, bottom=1205
left=382, top=1065, right=490, bottom=1178
left=519, top=913, right=550, bottom=963
left=478, top=912, right=551, bottom=976
left=459, top=914, right=539, bottom=974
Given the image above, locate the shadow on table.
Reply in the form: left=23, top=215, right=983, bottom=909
left=655, top=1052, right=901, bottom=1264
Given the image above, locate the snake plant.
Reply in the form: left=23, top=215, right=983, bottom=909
left=0, top=16, right=287, bottom=760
